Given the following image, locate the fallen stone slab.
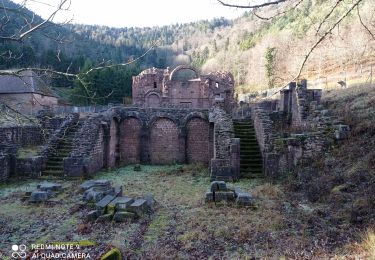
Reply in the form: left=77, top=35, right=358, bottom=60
left=80, top=179, right=111, bottom=191
left=236, top=192, right=254, bottom=207
left=96, top=195, right=116, bottom=210
left=128, top=199, right=150, bottom=217
left=96, top=213, right=113, bottom=222
left=37, top=182, right=63, bottom=192
left=113, top=212, right=136, bottom=222
left=29, top=191, right=51, bottom=203
left=86, top=210, right=101, bottom=221
left=110, top=186, right=123, bottom=197
left=82, top=186, right=115, bottom=203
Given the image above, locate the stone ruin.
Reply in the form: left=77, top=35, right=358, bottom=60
left=80, top=179, right=154, bottom=222
left=205, top=181, right=255, bottom=207
left=24, top=179, right=155, bottom=223
left=26, top=181, right=63, bottom=203
left=0, top=65, right=352, bottom=185
left=132, top=65, right=235, bottom=112
left=0, top=67, right=241, bottom=182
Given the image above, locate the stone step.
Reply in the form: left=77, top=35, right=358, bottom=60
left=46, top=161, right=64, bottom=166
left=48, top=157, right=65, bottom=162
left=45, top=165, right=64, bottom=171
left=240, top=142, right=259, bottom=146
left=43, top=169, right=63, bottom=176
left=240, top=157, right=262, bottom=162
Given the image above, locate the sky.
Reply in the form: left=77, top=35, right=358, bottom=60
left=16, top=0, right=246, bottom=28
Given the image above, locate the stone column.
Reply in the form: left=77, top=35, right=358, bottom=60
left=178, top=127, right=187, bottom=164
left=140, top=126, right=150, bottom=163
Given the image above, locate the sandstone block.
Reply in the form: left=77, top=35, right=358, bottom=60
left=128, top=199, right=150, bottom=217
left=215, top=191, right=235, bottom=202
left=37, top=182, right=62, bottom=192
left=96, top=213, right=113, bottom=222
left=96, top=195, right=116, bottom=210
left=235, top=192, right=254, bottom=207
left=113, top=212, right=136, bottom=222
left=29, top=191, right=51, bottom=202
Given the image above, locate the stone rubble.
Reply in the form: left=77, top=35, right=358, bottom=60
left=80, top=179, right=154, bottom=222
left=205, top=181, right=255, bottom=207
left=27, top=181, right=63, bottom=203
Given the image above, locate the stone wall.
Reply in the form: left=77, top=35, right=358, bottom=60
left=209, top=104, right=240, bottom=181
left=64, top=115, right=105, bottom=177
left=0, top=125, right=43, bottom=147
left=15, top=156, right=43, bottom=178
left=119, top=117, right=142, bottom=165
left=64, top=107, right=213, bottom=176
left=252, top=108, right=275, bottom=154
left=186, top=118, right=210, bottom=165
left=0, top=155, right=10, bottom=182
left=150, top=118, right=180, bottom=164
left=132, top=66, right=235, bottom=113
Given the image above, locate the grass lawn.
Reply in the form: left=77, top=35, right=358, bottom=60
left=0, top=164, right=372, bottom=259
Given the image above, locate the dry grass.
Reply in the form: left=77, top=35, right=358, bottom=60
left=0, top=160, right=373, bottom=258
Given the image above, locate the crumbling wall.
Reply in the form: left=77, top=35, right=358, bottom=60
left=0, top=155, right=10, bottom=182
left=209, top=104, right=240, bottom=181
left=64, top=115, right=105, bottom=177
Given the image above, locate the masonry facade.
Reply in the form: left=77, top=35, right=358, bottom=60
left=132, top=65, right=235, bottom=113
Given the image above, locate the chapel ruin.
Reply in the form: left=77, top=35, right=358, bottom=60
left=0, top=66, right=350, bottom=183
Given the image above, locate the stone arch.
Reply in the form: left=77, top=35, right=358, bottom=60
left=170, top=65, right=199, bottom=81
left=119, top=116, right=142, bottom=165
left=181, top=112, right=208, bottom=128
left=107, top=117, right=120, bottom=168
left=145, top=91, right=161, bottom=108
left=186, top=117, right=210, bottom=165
left=150, top=118, right=179, bottom=164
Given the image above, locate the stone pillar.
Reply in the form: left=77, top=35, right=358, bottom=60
left=230, top=138, right=240, bottom=180
left=140, top=126, right=150, bottom=163
left=179, top=127, right=187, bottom=164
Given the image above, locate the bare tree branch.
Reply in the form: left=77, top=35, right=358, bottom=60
left=252, top=0, right=304, bottom=20
left=217, top=0, right=288, bottom=9
left=0, top=0, right=71, bottom=42
left=357, top=4, right=375, bottom=40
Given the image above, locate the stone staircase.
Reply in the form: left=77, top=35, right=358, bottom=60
left=42, top=124, right=79, bottom=176
left=233, top=119, right=263, bottom=178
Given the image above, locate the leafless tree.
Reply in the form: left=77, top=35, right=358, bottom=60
left=0, top=0, right=156, bottom=115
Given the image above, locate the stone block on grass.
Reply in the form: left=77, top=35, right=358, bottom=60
left=235, top=192, right=254, bottom=207
left=38, top=182, right=63, bottom=192
left=110, top=197, right=134, bottom=212
left=80, top=179, right=111, bottom=191
left=214, top=191, right=235, bottom=202
left=113, top=212, right=136, bottom=222
left=144, top=193, right=155, bottom=209
left=96, top=213, right=113, bottom=222
left=29, top=191, right=51, bottom=203
left=128, top=199, right=150, bottom=217
left=205, top=191, right=214, bottom=202
left=86, top=210, right=101, bottom=221
left=82, top=186, right=114, bottom=203
left=210, top=181, right=227, bottom=192
left=96, top=195, right=116, bottom=210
